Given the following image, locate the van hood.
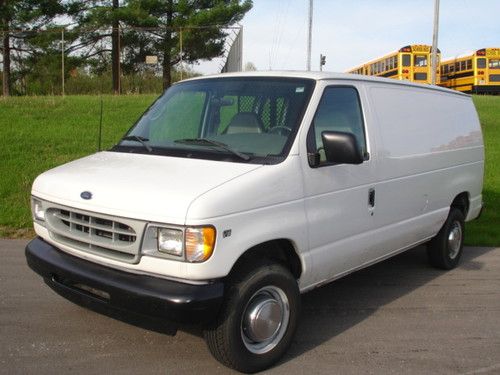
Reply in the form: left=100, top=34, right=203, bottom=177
left=32, top=151, right=261, bottom=224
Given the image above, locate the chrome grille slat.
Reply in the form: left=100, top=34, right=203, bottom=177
left=55, top=211, right=135, bottom=236
left=51, top=233, right=136, bottom=262
left=44, top=204, right=145, bottom=264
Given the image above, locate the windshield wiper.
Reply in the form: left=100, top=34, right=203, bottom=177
left=174, top=138, right=250, bottom=161
left=121, top=135, right=153, bottom=152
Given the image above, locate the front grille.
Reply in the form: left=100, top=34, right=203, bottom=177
left=414, top=72, right=428, bottom=81
left=489, top=74, right=500, bottom=82
left=45, top=205, right=145, bottom=263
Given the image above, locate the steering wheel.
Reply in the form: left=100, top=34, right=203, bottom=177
left=268, top=126, right=292, bottom=135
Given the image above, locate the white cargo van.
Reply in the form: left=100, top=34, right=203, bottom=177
left=26, top=72, right=484, bottom=373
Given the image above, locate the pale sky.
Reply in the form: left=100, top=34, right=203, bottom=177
left=194, top=0, right=500, bottom=74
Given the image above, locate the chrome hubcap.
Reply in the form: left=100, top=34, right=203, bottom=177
left=241, top=286, right=290, bottom=354
left=448, top=221, right=462, bottom=259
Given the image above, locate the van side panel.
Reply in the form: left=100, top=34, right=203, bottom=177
left=367, top=85, right=484, bottom=257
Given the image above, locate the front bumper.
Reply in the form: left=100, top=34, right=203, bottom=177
left=25, top=237, right=224, bottom=333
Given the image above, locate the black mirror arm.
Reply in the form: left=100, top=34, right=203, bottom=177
left=307, top=152, right=321, bottom=168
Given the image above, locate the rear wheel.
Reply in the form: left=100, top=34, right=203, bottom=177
left=204, top=260, right=300, bottom=373
left=427, top=208, right=465, bottom=269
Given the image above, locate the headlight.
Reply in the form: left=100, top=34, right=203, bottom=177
left=185, top=227, right=216, bottom=263
left=31, top=197, right=45, bottom=221
left=146, top=225, right=216, bottom=262
left=157, top=228, right=183, bottom=256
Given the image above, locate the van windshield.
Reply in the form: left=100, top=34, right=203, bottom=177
left=112, top=77, right=315, bottom=164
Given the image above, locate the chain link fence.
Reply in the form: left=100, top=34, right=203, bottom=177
left=0, top=26, right=242, bottom=96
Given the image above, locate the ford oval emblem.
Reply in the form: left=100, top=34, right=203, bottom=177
left=80, top=191, right=92, bottom=200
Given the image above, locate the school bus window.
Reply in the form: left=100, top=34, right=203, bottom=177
left=394, top=56, right=398, bottom=68
left=402, top=54, right=411, bottom=67
left=414, top=55, right=427, bottom=67
left=449, top=64, right=454, bottom=73
left=455, top=62, right=460, bottom=71
left=466, top=60, right=472, bottom=70
left=489, top=59, right=500, bottom=69
left=460, top=61, right=466, bottom=71
left=477, top=58, right=486, bottom=69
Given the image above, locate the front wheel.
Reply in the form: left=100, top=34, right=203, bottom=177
left=204, top=261, right=300, bottom=373
left=427, top=208, right=465, bottom=270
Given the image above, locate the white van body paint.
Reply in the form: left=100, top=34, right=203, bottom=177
left=31, top=71, right=484, bottom=291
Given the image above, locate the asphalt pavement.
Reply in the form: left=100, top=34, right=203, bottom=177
left=1, top=239, right=499, bottom=374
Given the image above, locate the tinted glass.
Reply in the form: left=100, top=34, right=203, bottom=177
left=402, top=54, right=411, bottom=67
left=489, top=59, right=500, bottom=69
left=116, top=78, right=314, bottom=164
left=311, top=87, right=366, bottom=163
left=477, top=58, right=486, bottom=69
left=414, top=55, right=428, bottom=67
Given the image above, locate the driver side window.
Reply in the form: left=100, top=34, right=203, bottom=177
left=311, top=86, right=366, bottom=163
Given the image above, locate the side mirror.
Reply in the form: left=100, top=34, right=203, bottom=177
left=322, top=131, right=364, bottom=165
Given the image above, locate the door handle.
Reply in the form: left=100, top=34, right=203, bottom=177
left=368, top=188, right=375, bottom=208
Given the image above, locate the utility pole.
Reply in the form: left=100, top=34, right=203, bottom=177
left=2, top=29, right=10, bottom=96
left=306, top=0, right=313, bottom=71
left=431, top=0, right=440, bottom=85
left=111, top=0, right=121, bottom=94
left=179, top=28, right=183, bottom=80
left=61, top=29, right=65, bottom=96
left=0, top=0, right=10, bottom=96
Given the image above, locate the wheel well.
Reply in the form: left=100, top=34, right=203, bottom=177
left=230, top=239, right=302, bottom=280
left=451, top=192, right=469, bottom=217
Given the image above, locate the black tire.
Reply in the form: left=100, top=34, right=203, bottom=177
left=427, top=208, right=465, bottom=270
left=203, top=260, right=300, bottom=373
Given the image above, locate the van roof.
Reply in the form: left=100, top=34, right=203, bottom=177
left=182, top=70, right=469, bottom=97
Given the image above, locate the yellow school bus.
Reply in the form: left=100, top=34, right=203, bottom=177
left=439, top=48, right=500, bottom=94
left=347, top=45, right=440, bottom=85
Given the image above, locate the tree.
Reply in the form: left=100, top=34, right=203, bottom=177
left=0, top=0, right=65, bottom=96
left=0, top=0, right=10, bottom=96
left=124, top=0, right=252, bottom=89
left=67, top=0, right=123, bottom=94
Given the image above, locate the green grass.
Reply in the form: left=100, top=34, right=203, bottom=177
left=465, top=96, right=500, bottom=246
left=0, top=95, right=158, bottom=237
left=0, top=94, right=499, bottom=246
